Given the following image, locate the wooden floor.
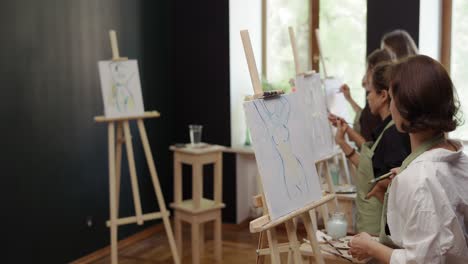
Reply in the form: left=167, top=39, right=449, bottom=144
left=89, top=221, right=297, bottom=264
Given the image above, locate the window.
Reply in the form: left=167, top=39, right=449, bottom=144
left=230, top=1, right=367, bottom=146
left=319, top=0, right=367, bottom=115
left=264, top=0, right=367, bottom=120
left=265, top=0, right=310, bottom=91
left=450, top=0, right=468, bottom=140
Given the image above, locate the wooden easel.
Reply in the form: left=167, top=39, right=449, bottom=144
left=313, top=28, right=354, bottom=185
left=94, top=30, right=180, bottom=264
left=241, top=29, right=342, bottom=264
left=296, top=28, right=360, bottom=262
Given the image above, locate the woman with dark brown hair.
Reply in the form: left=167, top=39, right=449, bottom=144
left=349, top=55, right=468, bottom=263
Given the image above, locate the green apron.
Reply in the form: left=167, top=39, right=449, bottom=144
left=353, top=109, right=363, bottom=135
left=356, top=120, right=395, bottom=235
left=379, top=134, right=446, bottom=247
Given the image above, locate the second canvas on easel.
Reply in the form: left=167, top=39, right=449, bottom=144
left=98, top=60, right=145, bottom=118
left=244, top=77, right=333, bottom=219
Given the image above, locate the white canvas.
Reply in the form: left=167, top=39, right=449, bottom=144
left=98, top=60, right=145, bottom=118
left=295, top=73, right=335, bottom=158
left=244, top=92, right=323, bottom=220
left=324, top=78, right=351, bottom=124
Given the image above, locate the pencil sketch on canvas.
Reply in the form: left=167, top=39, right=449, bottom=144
left=251, top=97, right=309, bottom=199
left=244, top=91, right=324, bottom=220
left=98, top=60, right=145, bottom=118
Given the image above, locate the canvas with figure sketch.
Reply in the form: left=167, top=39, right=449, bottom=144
left=98, top=60, right=145, bottom=118
left=244, top=84, right=332, bottom=220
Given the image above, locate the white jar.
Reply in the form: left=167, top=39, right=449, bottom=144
left=326, top=212, right=348, bottom=240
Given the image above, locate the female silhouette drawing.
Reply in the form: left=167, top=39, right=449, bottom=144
left=253, top=97, right=308, bottom=199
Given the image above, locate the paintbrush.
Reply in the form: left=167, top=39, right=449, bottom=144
left=368, top=171, right=394, bottom=184
left=322, top=236, right=343, bottom=255
left=302, top=238, right=353, bottom=263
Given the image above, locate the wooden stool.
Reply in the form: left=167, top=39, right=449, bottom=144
left=169, top=144, right=226, bottom=264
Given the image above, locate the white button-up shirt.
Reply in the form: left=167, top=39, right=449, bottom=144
left=387, top=142, right=468, bottom=264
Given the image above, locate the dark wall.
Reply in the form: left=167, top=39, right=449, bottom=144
left=171, top=0, right=235, bottom=222
left=1, top=0, right=174, bottom=262
left=1, top=0, right=233, bottom=262
left=367, top=0, right=420, bottom=55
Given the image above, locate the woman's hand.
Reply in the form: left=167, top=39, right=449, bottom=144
left=335, top=119, right=348, bottom=145
left=349, top=232, right=373, bottom=260
left=366, top=167, right=399, bottom=203
left=328, top=113, right=345, bottom=127
left=340, top=84, right=352, bottom=101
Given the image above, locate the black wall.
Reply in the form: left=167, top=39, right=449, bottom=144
left=171, top=0, right=235, bottom=222
left=1, top=0, right=233, bottom=262
left=367, top=0, right=420, bottom=55
left=1, top=0, right=171, bottom=262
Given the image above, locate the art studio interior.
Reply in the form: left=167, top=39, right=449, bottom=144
left=4, top=0, right=468, bottom=263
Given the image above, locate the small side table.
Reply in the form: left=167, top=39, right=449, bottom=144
left=169, top=144, right=226, bottom=264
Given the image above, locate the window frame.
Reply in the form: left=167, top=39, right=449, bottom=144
left=261, top=0, right=320, bottom=80
left=440, top=0, right=468, bottom=142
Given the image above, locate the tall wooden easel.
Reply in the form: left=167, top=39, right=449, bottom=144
left=293, top=27, right=360, bottom=262
left=94, top=30, right=180, bottom=264
left=313, top=28, right=354, bottom=184
left=241, top=29, right=339, bottom=264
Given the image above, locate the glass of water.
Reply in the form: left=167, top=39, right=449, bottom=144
left=189, top=124, right=203, bottom=146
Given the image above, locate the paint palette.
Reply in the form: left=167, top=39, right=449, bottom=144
left=334, top=237, right=351, bottom=250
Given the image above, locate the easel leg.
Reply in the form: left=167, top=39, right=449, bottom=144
left=214, top=210, right=222, bottom=262
left=173, top=157, right=183, bottom=257
left=266, top=227, right=281, bottom=264
left=285, top=219, right=302, bottom=264
left=108, top=123, right=118, bottom=264
left=301, top=213, right=325, bottom=264
left=137, top=120, right=180, bottom=264
left=309, top=209, right=318, bottom=232
left=256, top=231, right=266, bottom=264
left=122, top=121, right=144, bottom=225
left=115, top=123, right=123, bottom=215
